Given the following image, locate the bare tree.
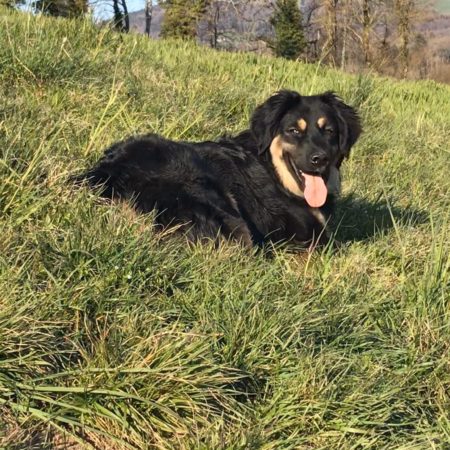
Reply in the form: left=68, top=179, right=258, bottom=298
left=303, top=0, right=322, bottom=60
left=205, top=0, right=223, bottom=48
left=121, top=0, right=129, bottom=31
left=107, top=0, right=129, bottom=32
left=351, top=0, right=384, bottom=67
left=361, top=0, right=371, bottom=65
left=394, top=0, right=415, bottom=77
left=339, top=0, right=350, bottom=68
left=145, top=0, right=153, bottom=36
left=322, top=0, right=339, bottom=65
left=201, top=0, right=275, bottom=51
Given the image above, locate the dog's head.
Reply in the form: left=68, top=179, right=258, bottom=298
left=250, top=90, right=361, bottom=207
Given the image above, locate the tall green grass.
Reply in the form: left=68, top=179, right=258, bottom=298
left=1, top=8, right=449, bottom=449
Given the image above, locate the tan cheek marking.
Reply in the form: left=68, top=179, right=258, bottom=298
left=317, top=117, right=327, bottom=128
left=297, top=118, right=307, bottom=131
left=326, top=166, right=341, bottom=196
left=269, top=136, right=303, bottom=197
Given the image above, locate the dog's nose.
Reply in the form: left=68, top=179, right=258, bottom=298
left=310, top=152, right=329, bottom=168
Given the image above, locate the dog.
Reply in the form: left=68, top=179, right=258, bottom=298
left=74, top=90, right=361, bottom=248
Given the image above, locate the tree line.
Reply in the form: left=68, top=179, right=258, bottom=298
left=155, top=0, right=433, bottom=80
left=191, top=0, right=425, bottom=80
left=2, top=0, right=439, bottom=80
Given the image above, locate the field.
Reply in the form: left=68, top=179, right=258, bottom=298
left=1, top=9, right=449, bottom=450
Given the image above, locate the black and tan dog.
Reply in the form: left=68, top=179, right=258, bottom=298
left=75, top=90, right=361, bottom=248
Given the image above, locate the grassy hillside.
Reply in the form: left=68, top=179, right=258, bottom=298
left=1, top=9, right=449, bottom=450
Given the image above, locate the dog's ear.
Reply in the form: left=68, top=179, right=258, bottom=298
left=321, top=92, right=362, bottom=158
left=250, top=90, right=301, bottom=155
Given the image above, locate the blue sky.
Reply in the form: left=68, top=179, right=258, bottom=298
left=94, top=0, right=148, bottom=19
left=20, top=0, right=150, bottom=19
left=127, top=0, right=145, bottom=13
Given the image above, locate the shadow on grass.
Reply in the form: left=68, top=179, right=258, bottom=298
left=333, top=194, right=429, bottom=243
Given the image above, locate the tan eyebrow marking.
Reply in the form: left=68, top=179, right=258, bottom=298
left=317, top=117, right=327, bottom=128
left=297, top=118, right=307, bottom=131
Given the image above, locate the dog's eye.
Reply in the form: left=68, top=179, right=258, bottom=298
left=325, top=127, right=334, bottom=134
left=288, top=128, right=300, bottom=135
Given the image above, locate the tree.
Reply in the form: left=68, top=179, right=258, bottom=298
left=361, top=0, right=371, bottom=65
left=346, top=0, right=385, bottom=68
left=111, top=0, right=129, bottom=32
left=205, top=0, right=222, bottom=48
left=302, top=0, right=321, bottom=60
left=318, top=0, right=338, bottom=64
left=160, top=0, right=210, bottom=40
left=33, top=0, right=88, bottom=17
left=0, top=0, right=24, bottom=8
left=394, top=0, right=415, bottom=77
left=201, top=0, right=275, bottom=51
left=89, top=0, right=130, bottom=32
left=270, top=0, right=305, bottom=60
left=145, top=0, right=153, bottom=37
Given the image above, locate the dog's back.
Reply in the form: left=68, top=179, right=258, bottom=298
left=73, top=134, right=253, bottom=245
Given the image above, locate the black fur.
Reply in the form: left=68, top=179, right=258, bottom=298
left=74, top=90, right=361, bottom=248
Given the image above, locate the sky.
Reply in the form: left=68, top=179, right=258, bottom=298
left=22, top=0, right=450, bottom=22
left=436, top=0, right=450, bottom=14
left=94, top=0, right=148, bottom=20
left=19, top=0, right=149, bottom=19
left=127, top=0, right=146, bottom=13
left=84, top=0, right=450, bottom=22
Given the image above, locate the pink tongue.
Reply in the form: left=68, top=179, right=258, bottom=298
left=303, top=173, right=328, bottom=207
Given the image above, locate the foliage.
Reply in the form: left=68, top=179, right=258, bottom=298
left=270, top=0, right=305, bottom=60
left=160, top=0, right=209, bottom=39
left=1, top=8, right=450, bottom=449
left=32, top=0, right=88, bottom=17
left=0, top=0, right=23, bottom=8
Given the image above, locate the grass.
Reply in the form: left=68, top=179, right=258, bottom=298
left=0, top=8, right=449, bottom=449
